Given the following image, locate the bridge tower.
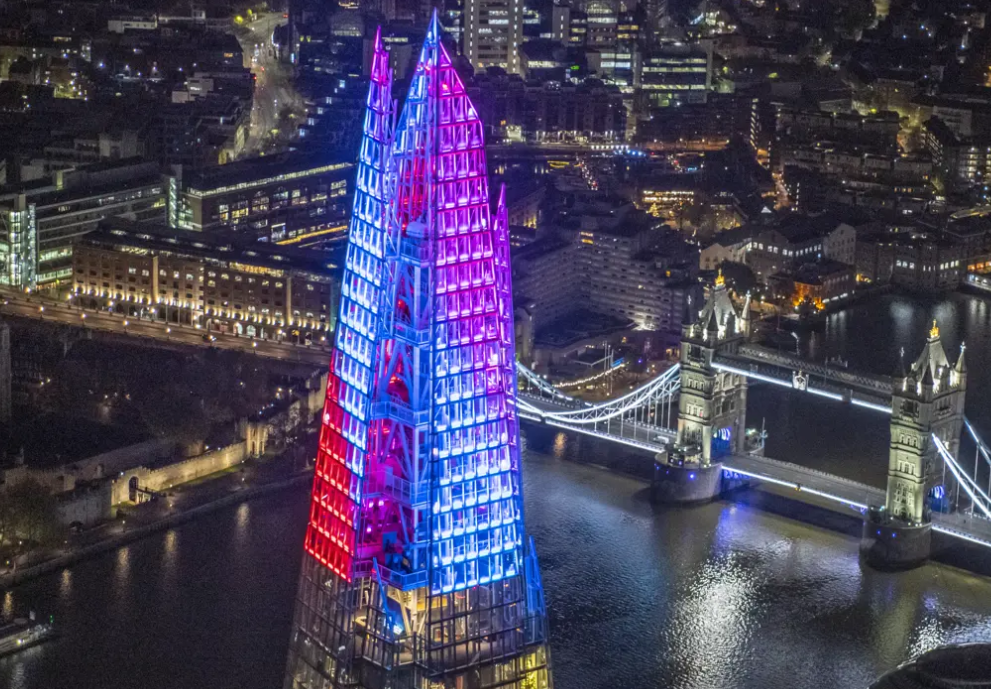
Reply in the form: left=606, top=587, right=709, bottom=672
left=653, top=272, right=751, bottom=503
left=864, top=321, right=966, bottom=569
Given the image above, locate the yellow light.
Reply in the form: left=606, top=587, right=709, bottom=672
left=715, top=268, right=725, bottom=287
left=930, top=319, right=939, bottom=339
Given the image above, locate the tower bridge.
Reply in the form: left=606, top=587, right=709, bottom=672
left=517, top=272, right=991, bottom=568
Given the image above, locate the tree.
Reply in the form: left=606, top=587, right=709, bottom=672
left=6, top=479, right=60, bottom=546
left=719, top=261, right=758, bottom=295
left=0, top=497, right=14, bottom=549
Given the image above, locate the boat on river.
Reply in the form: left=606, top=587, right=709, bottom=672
left=0, top=615, right=56, bottom=657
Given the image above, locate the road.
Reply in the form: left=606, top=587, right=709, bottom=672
left=237, top=12, right=301, bottom=154
left=0, top=291, right=333, bottom=367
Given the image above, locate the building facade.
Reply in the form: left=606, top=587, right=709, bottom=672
left=463, top=0, right=523, bottom=74
left=512, top=236, right=582, bottom=333
left=282, top=22, right=551, bottom=689
left=856, top=226, right=964, bottom=292
left=0, top=159, right=165, bottom=290
left=466, top=74, right=627, bottom=143
left=72, top=221, right=339, bottom=343
left=167, top=154, right=352, bottom=246
left=580, top=221, right=700, bottom=339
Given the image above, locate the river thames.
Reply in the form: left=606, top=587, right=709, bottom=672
left=2, top=292, right=991, bottom=689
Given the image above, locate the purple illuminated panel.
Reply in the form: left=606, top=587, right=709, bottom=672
left=392, top=28, right=524, bottom=594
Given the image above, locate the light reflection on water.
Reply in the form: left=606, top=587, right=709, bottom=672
left=0, top=294, right=989, bottom=689
left=523, top=433, right=991, bottom=689
left=235, top=503, right=251, bottom=543
left=114, top=546, right=130, bottom=586
left=58, top=569, right=71, bottom=600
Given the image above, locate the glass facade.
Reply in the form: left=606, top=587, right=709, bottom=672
left=283, top=16, right=551, bottom=689
left=0, top=206, right=37, bottom=290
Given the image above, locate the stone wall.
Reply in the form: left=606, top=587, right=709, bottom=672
left=56, top=481, right=113, bottom=527
left=0, top=438, right=175, bottom=495
left=111, top=441, right=248, bottom=506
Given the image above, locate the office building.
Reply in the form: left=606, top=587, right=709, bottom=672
left=167, top=153, right=352, bottom=246
left=0, top=159, right=165, bottom=290
left=463, top=0, right=524, bottom=74
left=282, top=22, right=551, bottom=689
left=641, top=40, right=712, bottom=107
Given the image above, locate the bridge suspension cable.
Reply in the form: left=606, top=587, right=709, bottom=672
left=515, top=362, right=575, bottom=402
left=556, top=361, right=628, bottom=389
left=517, top=364, right=681, bottom=426
left=964, top=417, right=991, bottom=501
left=933, top=434, right=991, bottom=520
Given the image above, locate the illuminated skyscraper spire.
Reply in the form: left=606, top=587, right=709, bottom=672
left=283, top=15, right=552, bottom=689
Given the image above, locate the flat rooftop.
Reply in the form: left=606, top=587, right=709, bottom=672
left=535, top=309, right=634, bottom=349
left=88, top=218, right=343, bottom=278
left=3, top=412, right=148, bottom=470
left=182, top=152, right=354, bottom=196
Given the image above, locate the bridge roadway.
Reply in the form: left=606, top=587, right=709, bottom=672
left=715, top=344, right=894, bottom=410
left=722, top=453, right=884, bottom=509
left=517, top=408, right=991, bottom=548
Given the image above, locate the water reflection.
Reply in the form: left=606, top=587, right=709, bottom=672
left=58, top=569, right=71, bottom=600
left=163, top=530, right=178, bottom=563
left=234, top=503, right=251, bottom=552
left=114, top=546, right=130, bottom=587
left=888, top=298, right=914, bottom=349
left=0, top=295, right=991, bottom=689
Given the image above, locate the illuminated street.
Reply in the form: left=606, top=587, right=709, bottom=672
left=0, top=290, right=331, bottom=367
left=237, top=11, right=301, bottom=154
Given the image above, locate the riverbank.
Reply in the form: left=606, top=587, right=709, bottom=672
left=0, top=456, right=315, bottom=590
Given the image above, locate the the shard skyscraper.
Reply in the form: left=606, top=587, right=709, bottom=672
left=283, top=14, right=552, bottom=689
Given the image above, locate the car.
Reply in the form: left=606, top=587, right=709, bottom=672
left=202, top=333, right=217, bottom=343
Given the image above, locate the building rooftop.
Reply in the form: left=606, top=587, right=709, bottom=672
left=90, top=218, right=343, bottom=278
left=512, top=235, right=573, bottom=262
left=180, top=152, right=353, bottom=196
left=946, top=215, right=991, bottom=238
left=0, top=159, right=163, bottom=208
left=534, top=309, right=634, bottom=349
left=706, top=225, right=757, bottom=248
left=794, top=259, right=853, bottom=285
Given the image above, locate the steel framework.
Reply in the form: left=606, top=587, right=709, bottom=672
left=284, top=18, right=550, bottom=689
